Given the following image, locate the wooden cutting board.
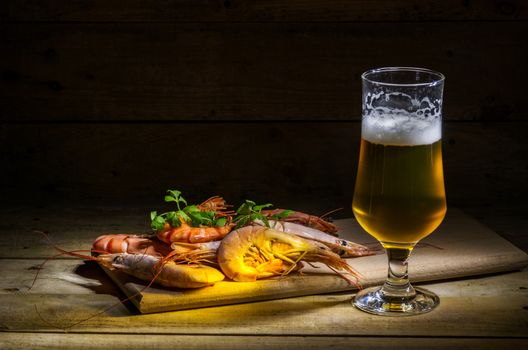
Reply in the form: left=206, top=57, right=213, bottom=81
left=100, top=209, right=528, bottom=314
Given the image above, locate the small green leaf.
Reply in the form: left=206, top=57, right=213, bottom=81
left=234, top=199, right=278, bottom=228
left=176, top=210, right=190, bottom=223
left=167, top=189, right=182, bottom=199
left=183, top=205, right=200, bottom=214
left=215, top=217, right=227, bottom=227
left=236, top=200, right=257, bottom=215
left=169, top=216, right=181, bottom=227
left=271, top=209, right=293, bottom=220
left=235, top=216, right=249, bottom=229
left=150, top=211, right=157, bottom=221
left=165, top=189, right=187, bottom=210
left=151, top=216, right=167, bottom=231
left=236, top=203, right=248, bottom=215
left=188, top=212, right=206, bottom=226
left=164, top=195, right=177, bottom=202
left=253, top=203, right=272, bottom=212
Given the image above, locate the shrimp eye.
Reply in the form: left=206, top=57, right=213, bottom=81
left=113, top=256, right=124, bottom=264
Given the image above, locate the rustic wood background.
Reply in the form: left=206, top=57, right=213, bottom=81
left=1, top=0, right=527, bottom=218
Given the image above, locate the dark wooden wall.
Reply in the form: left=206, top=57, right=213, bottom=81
left=1, top=1, right=527, bottom=215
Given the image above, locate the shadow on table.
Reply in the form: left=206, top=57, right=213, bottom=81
left=74, top=260, right=140, bottom=315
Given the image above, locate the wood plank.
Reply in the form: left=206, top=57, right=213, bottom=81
left=1, top=0, right=526, bottom=22
left=463, top=206, right=528, bottom=252
left=1, top=333, right=527, bottom=350
left=1, top=270, right=527, bottom=336
left=0, top=122, right=526, bottom=209
left=1, top=22, right=527, bottom=121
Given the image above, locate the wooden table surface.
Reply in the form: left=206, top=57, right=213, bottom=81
left=0, top=206, right=527, bottom=350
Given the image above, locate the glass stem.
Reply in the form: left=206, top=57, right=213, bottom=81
left=380, top=247, right=416, bottom=300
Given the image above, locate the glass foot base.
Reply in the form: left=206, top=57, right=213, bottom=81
left=353, top=286, right=439, bottom=316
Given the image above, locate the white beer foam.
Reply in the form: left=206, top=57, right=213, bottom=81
left=362, top=112, right=441, bottom=146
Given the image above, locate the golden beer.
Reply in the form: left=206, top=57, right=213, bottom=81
left=352, top=67, right=446, bottom=316
left=352, top=138, right=446, bottom=249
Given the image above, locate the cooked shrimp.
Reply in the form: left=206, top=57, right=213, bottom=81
left=40, top=232, right=224, bottom=289
left=262, top=209, right=339, bottom=235
left=266, top=221, right=373, bottom=258
left=92, top=234, right=171, bottom=257
left=98, top=253, right=225, bottom=289
left=157, top=222, right=235, bottom=244
left=217, top=226, right=360, bottom=285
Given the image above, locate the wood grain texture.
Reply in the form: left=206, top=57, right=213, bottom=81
left=0, top=259, right=120, bottom=295
left=0, top=334, right=527, bottom=350
left=1, top=270, right=527, bottom=335
left=464, top=206, right=528, bottom=252
left=1, top=0, right=526, bottom=22
left=1, top=122, right=526, bottom=208
left=0, top=208, right=526, bottom=347
left=0, top=207, right=149, bottom=258
left=1, top=22, right=527, bottom=121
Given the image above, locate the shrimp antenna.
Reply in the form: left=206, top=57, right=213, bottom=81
left=28, top=249, right=106, bottom=291
left=34, top=304, right=71, bottom=332
left=319, top=207, right=344, bottom=220
left=31, top=230, right=174, bottom=330
left=34, top=252, right=170, bottom=331
left=33, top=230, right=98, bottom=260
left=327, top=265, right=363, bottom=290
left=51, top=263, right=167, bottom=330
left=30, top=230, right=104, bottom=291
left=49, top=268, right=167, bottom=331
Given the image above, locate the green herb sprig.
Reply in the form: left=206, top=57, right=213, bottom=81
left=150, top=190, right=227, bottom=232
left=233, top=200, right=292, bottom=229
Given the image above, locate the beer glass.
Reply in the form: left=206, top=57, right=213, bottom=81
left=352, top=67, right=446, bottom=316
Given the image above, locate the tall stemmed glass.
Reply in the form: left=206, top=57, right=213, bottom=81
left=352, top=67, right=446, bottom=316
